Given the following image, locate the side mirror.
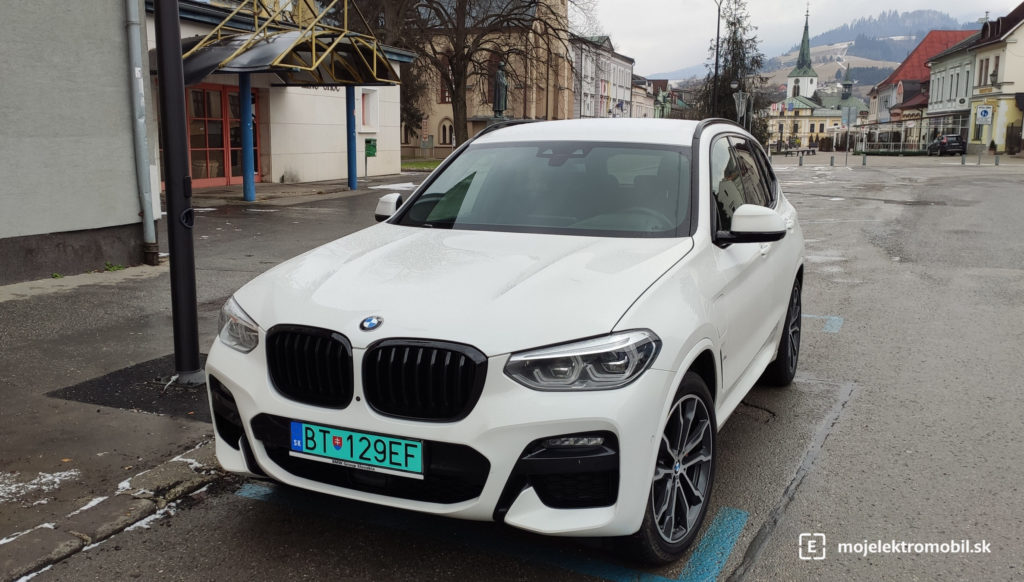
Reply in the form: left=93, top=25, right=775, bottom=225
left=717, top=204, right=786, bottom=244
left=374, top=193, right=403, bottom=222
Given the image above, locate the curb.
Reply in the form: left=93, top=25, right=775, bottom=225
left=0, top=441, right=222, bottom=582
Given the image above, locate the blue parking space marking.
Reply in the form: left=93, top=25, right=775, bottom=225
left=676, top=507, right=748, bottom=581
left=802, top=314, right=843, bottom=333
left=236, top=483, right=747, bottom=581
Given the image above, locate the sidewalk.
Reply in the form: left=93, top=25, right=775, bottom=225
left=186, top=172, right=427, bottom=207
left=0, top=172, right=425, bottom=581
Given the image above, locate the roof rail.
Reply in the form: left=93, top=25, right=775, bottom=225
left=471, top=119, right=542, bottom=141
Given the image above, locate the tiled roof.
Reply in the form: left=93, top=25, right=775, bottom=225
left=876, top=30, right=975, bottom=89
left=926, top=32, right=981, bottom=63
left=975, top=3, right=1024, bottom=49
left=892, top=91, right=930, bottom=110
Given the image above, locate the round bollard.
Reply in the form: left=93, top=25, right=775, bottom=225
left=830, top=155, right=835, bottom=166
left=996, top=155, right=1000, bottom=166
left=862, top=153, right=867, bottom=166
left=961, top=154, right=966, bottom=165
left=799, top=154, right=803, bottom=167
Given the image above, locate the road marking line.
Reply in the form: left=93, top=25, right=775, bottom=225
left=802, top=314, right=843, bottom=333
left=236, top=483, right=747, bottom=581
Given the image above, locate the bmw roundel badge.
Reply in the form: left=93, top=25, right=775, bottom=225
left=360, top=316, right=383, bottom=331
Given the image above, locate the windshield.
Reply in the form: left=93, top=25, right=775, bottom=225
left=395, top=141, right=692, bottom=237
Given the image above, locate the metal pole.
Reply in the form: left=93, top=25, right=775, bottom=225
left=713, top=1, right=721, bottom=118
left=124, top=0, right=158, bottom=266
left=240, top=73, right=255, bottom=202
left=154, top=0, right=203, bottom=384
left=346, top=85, right=358, bottom=190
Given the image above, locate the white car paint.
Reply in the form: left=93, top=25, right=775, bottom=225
left=206, top=118, right=804, bottom=542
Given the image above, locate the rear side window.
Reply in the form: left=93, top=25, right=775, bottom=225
left=728, top=136, right=771, bottom=207
left=709, top=138, right=745, bottom=231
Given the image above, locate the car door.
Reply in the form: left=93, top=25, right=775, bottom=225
left=707, top=135, right=776, bottom=395
left=741, top=136, right=800, bottom=332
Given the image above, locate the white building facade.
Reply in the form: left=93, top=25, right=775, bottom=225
left=571, top=35, right=635, bottom=118
left=925, top=34, right=976, bottom=140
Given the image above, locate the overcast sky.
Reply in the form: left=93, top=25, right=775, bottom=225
left=592, top=1, right=1023, bottom=76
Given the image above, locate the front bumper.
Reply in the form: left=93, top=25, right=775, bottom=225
left=206, top=338, right=676, bottom=537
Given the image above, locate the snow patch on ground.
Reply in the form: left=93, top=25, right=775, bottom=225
left=125, top=502, right=177, bottom=531
left=15, top=564, right=52, bottom=581
left=0, top=470, right=81, bottom=504
left=66, top=496, right=108, bottom=518
left=0, top=523, right=56, bottom=546
left=171, top=440, right=212, bottom=472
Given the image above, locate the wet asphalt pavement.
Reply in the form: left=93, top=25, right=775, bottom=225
left=3, top=157, right=1023, bottom=581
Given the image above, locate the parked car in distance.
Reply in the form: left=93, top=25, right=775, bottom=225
left=206, top=118, right=805, bottom=564
left=927, top=134, right=966, bottom=156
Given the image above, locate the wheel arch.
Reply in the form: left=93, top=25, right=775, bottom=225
left=687, top=349, right=718, bottom=404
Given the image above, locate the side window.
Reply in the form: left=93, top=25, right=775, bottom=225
left=748, top=140, right=778, bottom=206
left=709, top=137, right=746, bottom=231
left=728, top=136, right=771, bottom=207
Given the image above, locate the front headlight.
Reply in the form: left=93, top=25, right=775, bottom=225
left=504, top=330, right=661, bottom=391
left=218, top=297, right=259, bottom=353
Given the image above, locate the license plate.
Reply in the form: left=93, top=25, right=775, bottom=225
left=289, top=421, right=424, bottom=480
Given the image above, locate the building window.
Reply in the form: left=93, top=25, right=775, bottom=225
left=439, top=119, right=454, bottom=145
left=359, top=88, right=379, bottom=132
left=794, top=79, right=800, bottom=97
left=819, top=123, right=825, bottom=132
left=993, top=55, right=1000, bottom=84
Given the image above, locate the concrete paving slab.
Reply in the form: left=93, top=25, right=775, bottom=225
left=62, top=496, right=156, bottom=545
left=0, top=526, right=83, bottom=582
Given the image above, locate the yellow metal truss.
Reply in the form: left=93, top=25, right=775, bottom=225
left=182, top=0, right=398, bottom=85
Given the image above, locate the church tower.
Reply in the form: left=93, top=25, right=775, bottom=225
left=787, top=10, right=818, bottom=99
left=841, top=64, right=854, bottom=100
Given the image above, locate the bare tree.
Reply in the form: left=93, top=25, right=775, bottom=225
left=409, top=0, right=574, bottom=144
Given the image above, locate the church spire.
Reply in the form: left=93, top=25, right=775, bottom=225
left=792, top=9, right=816, bottom=77
left=786, top=7, right=818, bottom=98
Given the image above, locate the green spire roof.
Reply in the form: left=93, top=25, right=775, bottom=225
left=842, top=64, right=852, bottom=85
left=788, top=11, right=817, bottom=78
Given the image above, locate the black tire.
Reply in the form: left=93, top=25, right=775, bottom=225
left=762, top=277, right=801, bottom=386
left=623, top=372, right=716, bottom=565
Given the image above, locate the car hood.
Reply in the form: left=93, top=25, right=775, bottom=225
left=235, top=225, right=693, bottom=355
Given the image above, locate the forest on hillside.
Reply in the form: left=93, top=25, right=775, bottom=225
left=792, top=9, right=974, bottom=49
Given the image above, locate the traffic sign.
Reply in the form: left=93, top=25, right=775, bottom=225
left=977, top=105, right=993, bottom=125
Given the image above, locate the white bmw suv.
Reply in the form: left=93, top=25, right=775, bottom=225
left=206, top=118, right=804, bottom=563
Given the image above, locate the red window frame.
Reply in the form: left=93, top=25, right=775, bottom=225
left=185, top=83, right=262, bottom=188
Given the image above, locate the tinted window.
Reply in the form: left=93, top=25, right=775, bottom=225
left=710, top=138, right=745, bottom=231
left=396, top=142, right=691, bottom=237
left=728, top=136, right=771, bottom=207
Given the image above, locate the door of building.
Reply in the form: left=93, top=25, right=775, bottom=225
left=187, top=84, right=260, bottom=188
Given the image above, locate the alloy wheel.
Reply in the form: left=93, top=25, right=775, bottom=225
left=651, top=394, right=713, bottom=543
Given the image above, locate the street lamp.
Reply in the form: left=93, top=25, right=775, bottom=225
left=713, top=0, right=722, bottom=118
